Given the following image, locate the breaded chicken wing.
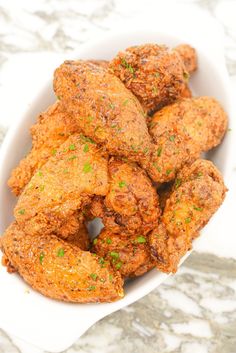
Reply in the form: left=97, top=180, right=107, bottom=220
left=8, top=102, right=79, bottom=196
left=14, top=134, right=109, bottom=238
left=149, top=159, right=227, bottom=273
left=0, top=223, right=123, bottom=303
left=90, top=158, right=160, bottom=235
left=53, top=61, right=152, bottom=163
left=144, top=97, right=227, bottom=183
left=92, top=229, right=154, bottom=278
left=109, top=44, right=189, bottom=113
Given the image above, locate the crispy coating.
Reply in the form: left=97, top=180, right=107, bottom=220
left=14, top=134, right=109, bottom=238
left=88, top=60, right=108, bottom=69
left=8, top=102, right=79, bottom=196
left=144, top=97, right=228, bottom=183
left=149, top=159, right=227, bottom=273
left=109, top=44, right=188, bottom=113
left=64, top=220, right=90, bottom=250
left=92, top=229, right=154, bottom=278
left=174, top=44, right=198, bottom=73
left=0, top=223, right=123, bottom=303
left=53, top=60, right=152, bottom=163
left=90, top=158, right=160, bottom=235
left=181, top=85, right=192, bottom=98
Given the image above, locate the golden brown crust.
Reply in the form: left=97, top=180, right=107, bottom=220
left=174, top=44, right=198, bottom=73
left=1, top=223, right=123, bottom=303
left=149, top=159, right=227, bottom=273
left=90, top=158, right=160, bottom=235
left=143, top=97, right=228, bottom=183
left=92, top=229, right=154, bottom=278
left=8, top=102, right=79, bottom=196
left=109, top=44, right=188, bottom=113
left=14, top=134, right=109, bottom=238
left=53, top=60, right=152, bottom=163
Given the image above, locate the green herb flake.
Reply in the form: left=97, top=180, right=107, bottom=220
left=39, top=252, right=45, bottom=264
left=157, top=146, right=162, bottom=157
left=155, top=72, right=160, bottom=77
left=69, top=144, right=76, bottom=151
left=86, top=116, right=94, bottom=123
left=175, top=178, right=182, bottom=189
left=83, top=162, right=92, bottom=173
left=153, top=163, right=161, bottom=172
left=109, top=103, right=115, bottom=109
left=183, top=71, right=189, bottom=81
left=119, top=180, right=126, bottom=188
left=18, top=209, right=25, bottom=215
left=83, top=144, right=89, bottom=153
left=99, top=257, right=105, bottom=265
left=121, top=58, right=135, bottom=75
left=80, top=135, right=95, bottom=144
left=37, top=170, right=43, bottom=177
left=106, top=238, right=112, bottom=244
left=123, top=99, right=129, bottom=106
left=63, top=169, right=69, bottom=174
left=39, top=185, right=45, bottom=192
left=152, top=87, right=158, bottom=95
left=143, top=147, right=149, bottom=154
left=111, top=124, right=117, bottom=129
left=109, top=274, right=113, bottom=282
left=115, top=262, right=122, bottom=270
left=137, top=236, right=146, bottom=244
left=51, top=149, right=57, bottom=156
left=110, top=251, right=119, bottom=259
left=68, top=155, right=77, bottom=161
left=166, top=169, right=172, bottom=176
left=193, top=206, right=203, bottom=211
left=197, top=172, right=203, bottom=178
left=169, top=135, right=175, bottom=142
left=57, top=248, right=65, bottom=257
left=185, top=217, right=192, bottom=224
left=93, top=238, right=98, bottom=245
left=90, top=273, right=98, bottom=280
left=87, top=285, right=96, bottom=291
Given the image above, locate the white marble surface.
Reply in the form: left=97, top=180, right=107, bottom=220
left=0, top=0, right=236, bottom=352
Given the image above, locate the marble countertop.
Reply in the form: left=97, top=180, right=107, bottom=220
left=0, top=0, right=235, bottom=352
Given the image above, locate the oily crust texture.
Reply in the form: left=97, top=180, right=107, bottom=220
left=1, top=43, right=228, bottom=303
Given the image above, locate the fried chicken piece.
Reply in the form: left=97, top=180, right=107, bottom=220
left=65, top=220, right=90, bottom=250
left=0, top=222, right=123, bottom=303
left=109, top=44, right=189, bottom=113
left=8, top=101, right=79, bottom=196
left=53, top=60, right=152, bottom=163
left=144, top=97, right=228, bottom=183
left=92, top=229, right=154, bottom=278
left=149, top=159, right=227, bottom=273
left=14, top=134, right=109, bottom=238
left=174, top=44, right=198, bottom=73
left=90, top=158, right=160, bottom=235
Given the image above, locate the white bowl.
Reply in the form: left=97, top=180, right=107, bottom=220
left=0, top=30, right=233, bottom=352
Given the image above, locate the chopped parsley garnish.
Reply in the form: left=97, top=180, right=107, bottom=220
left=39, top=185, right=45, bottom=192
left=63, top=169, right=69, bottom=174
left=185, top=217, right=192, bottom=224
left=18, top=209, right=25, bottom=215
left=183, top=71, right=189, bottom=81
left=175, top=178, right=182, bottom=188
left=109, top=274, right=113, bottom=282
left=137, top=236, right=146, bottom=244
left=123, top=99, right=129, bottom=106
left=93, top=238, right=98, bottom=245
left=90, top=273, right=98, bottom=280
left=51, top=149, right=57, bottom=156
left=37, top=170, right=43, bottom=177
left=86, top=116, right=94, bottom=123
left=152, top=87, right=158, bottom=95
left=87, top=285, right=96, bottom=291
left=106, top=238, right=112, bottom=244
left=193, top=206, right=203, bottom=211
left=143, top=147, right=149, bottom=154
left=119, top=180, right=126, bottom=188
left=83, top=162, right=92, bottom=173
left=69, top=144, right=76, bottom=151
left=153, top=163, right=161, bottom=172
left=111, top=124, right=117, bottom=129
left=99, top=257, right=105, bottom=265
left=166, top=169, right=172, bottom=175
left=68, top=155, right=77, bottom=161
left=109, top=103, right=115, bottom=109
left=121, top=58, right=135, bottom=75
left=110, top=251, right=119, bottom=259
left=83, top=144, right=89, bottom=153
left=197, top=172, right=203, bottom=177
left=169, top=135, right=175, bottom=142
left=57, top=248, right=65, bottom=257
left=155, top=72, right=160, bottom=77
left=115, top=262, right=122, bottom=269
left=80, top=135, right=95, bottom=144
left=39, top=252, right=45, bottom=264
left=157, top=146, right=162, bottom=157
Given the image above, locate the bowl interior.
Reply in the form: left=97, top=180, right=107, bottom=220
left=0, top=30, right=232, bottom=352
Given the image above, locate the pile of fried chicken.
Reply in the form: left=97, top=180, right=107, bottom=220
left=0, top=43, right=228, bottom=303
